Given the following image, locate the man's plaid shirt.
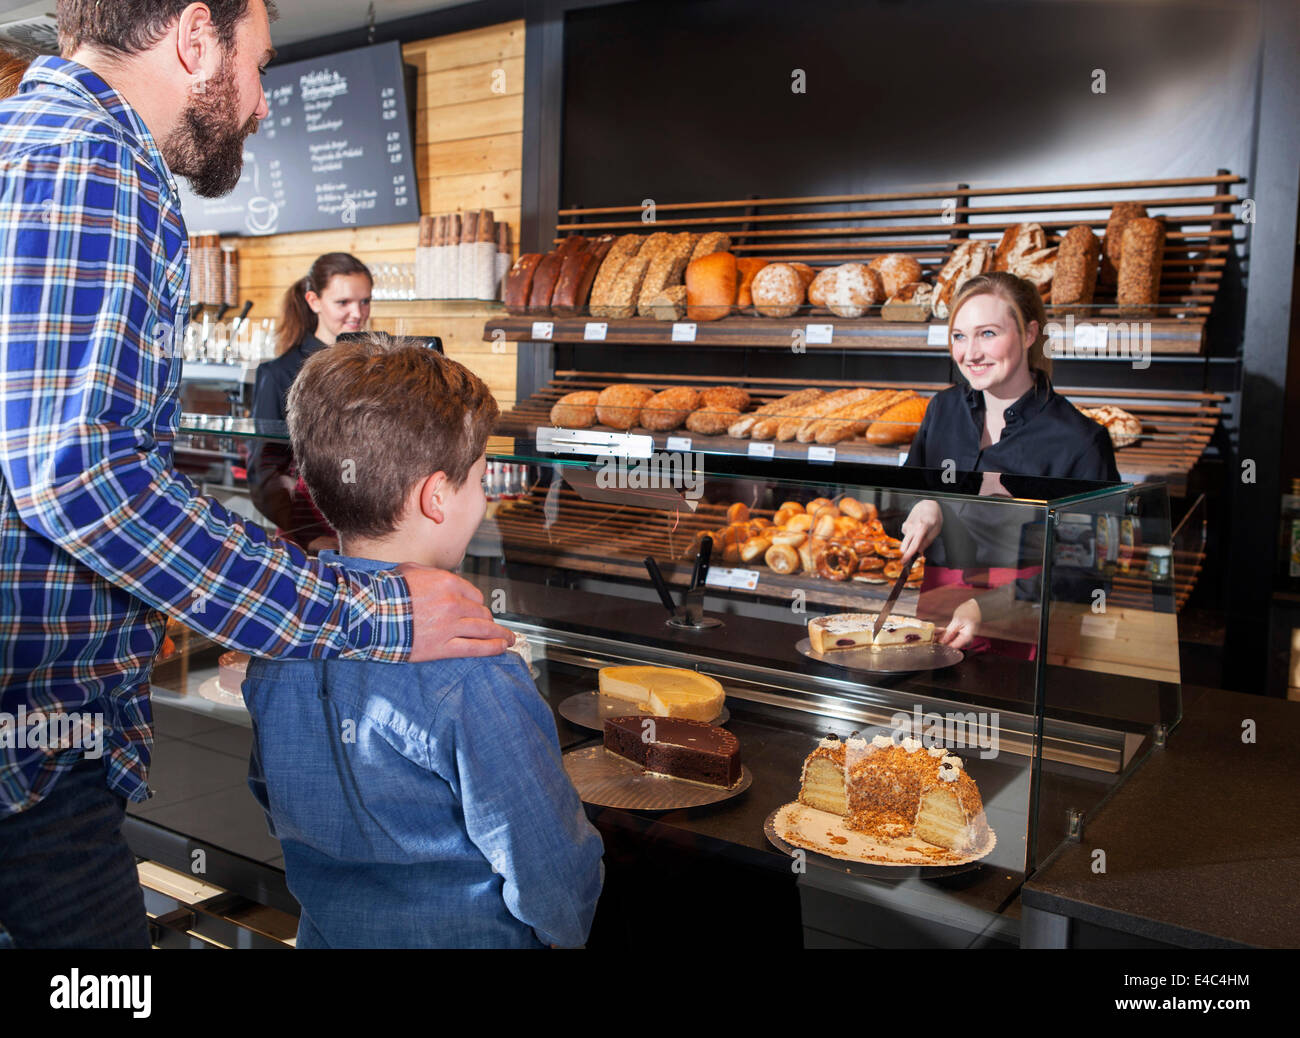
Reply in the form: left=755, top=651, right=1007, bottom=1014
left=0, top=58, right=413, bottom=816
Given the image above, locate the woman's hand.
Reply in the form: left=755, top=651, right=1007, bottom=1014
left=939, top=597, right=981, bottom=648
left=899, top=499, right=943, bottom=563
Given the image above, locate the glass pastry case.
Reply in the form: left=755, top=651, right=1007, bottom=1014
left=149, top=415, right=1182, bottom=946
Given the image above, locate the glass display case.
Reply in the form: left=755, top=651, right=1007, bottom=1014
left=154, top=415, right=1182, bottom=944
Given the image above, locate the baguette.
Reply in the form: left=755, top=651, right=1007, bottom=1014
left=807, top=389, right=913, bottom=444
left=866, top=395, right=930, bottom=445
left=775, top=388, right=872, bottom=442
left=727, top=388, right=823, bottom=438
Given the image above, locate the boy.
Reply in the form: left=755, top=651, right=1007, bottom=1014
left=242, top=333, right=603, bottom=948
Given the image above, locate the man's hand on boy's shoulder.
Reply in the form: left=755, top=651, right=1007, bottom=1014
left=399, top=563, right=516, bottom=662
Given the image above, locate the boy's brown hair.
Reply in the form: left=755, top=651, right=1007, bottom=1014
left=287, top=333, right=498, bottom=539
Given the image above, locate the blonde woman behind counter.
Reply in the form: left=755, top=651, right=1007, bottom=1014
left=248, top=252, right=373, bottom=552
left=898, top=272, right=1121, bottom=653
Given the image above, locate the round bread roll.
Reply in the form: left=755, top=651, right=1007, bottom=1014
left=735, top=258, right=769, bottom=310
left=765, top=543, right=799, bottom=574
left=798, top=537, right=826, bottom=575
left=807, top=268, right=834, bottom=308
left=869, top=254, right=924, bottom=299
left=822, top=263, right=884, bottom=319
left=778, top=500, right=805, bottom=513
left=786, top=513, right=814, bottom=533
left=813, top=514, right=836, bottom=539
left=549, top=390, right=599, bottom=428
left=750, top=263, right=806, bottom=318
left=790, top=263, right=817, bottom=289
left=811, top=504, right=840, bottom=519
left=595, top=384, right=655, bottom=429
left=740, top=534, right=773, bottom=563
left=727, top=502, right=751, bottom=524
left=685, top=406, right=740, bottom=436
left=806, top=498, right=834, bottom=513
left=771, top=529, right=807, bottom=547
left=700, top=386, right=751, bottom=412
left=640, top=386, right=701, bottom=431
left=751, top=517, right=773, bottom=530
left=773, top=505, right=800, bottom=527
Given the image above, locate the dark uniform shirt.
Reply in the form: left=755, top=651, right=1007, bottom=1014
left=905, top=370, right=1121, bottom=482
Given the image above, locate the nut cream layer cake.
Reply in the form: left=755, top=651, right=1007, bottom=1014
left=797, top=733, right=989, bottom=852
left=807, top=613, right=935, bottom=654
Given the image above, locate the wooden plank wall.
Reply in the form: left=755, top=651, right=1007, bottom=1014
left=233, top=20, right=524, bottom=408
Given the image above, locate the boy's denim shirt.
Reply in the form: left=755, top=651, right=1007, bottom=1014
left=243, top=551, right=604, bottom=948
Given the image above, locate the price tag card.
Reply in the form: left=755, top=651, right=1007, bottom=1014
left=665, top=436, right=692, bottom=452
left=583, top=322, right=608, bottom=341
left=748, top=441, right=775, bottom=459
left=671, top=322, right=697, bottom=342
left=807, top=446, right=836, bottom=464
left=705, top=567, right=761, bottom=591
left=805, top=323, right=834, bottom=345
left=531, top=321, right=554, bottom=341
left=926, top=324, right=949, bottom=346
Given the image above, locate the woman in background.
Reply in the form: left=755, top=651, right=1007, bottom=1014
left=248, top=252, right=373, bottom=552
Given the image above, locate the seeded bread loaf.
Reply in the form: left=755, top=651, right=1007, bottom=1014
left=1116, top=217, right=1165, bottom=314
left=1100, top=202, right=1148, bottom=286
left=1051, top=225, right=1101, bottom=306
left=588, top=234, right=644, bottom=315
left=637, top=232, right=700, bottom=317
left=599, top=232, right=672, bottom=319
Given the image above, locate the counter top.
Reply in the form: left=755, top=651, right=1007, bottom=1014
left=1021, top=684, right=1300, bottom=948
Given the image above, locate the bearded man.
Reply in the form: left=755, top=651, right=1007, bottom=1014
left=0, top=1, right=512, bottom=949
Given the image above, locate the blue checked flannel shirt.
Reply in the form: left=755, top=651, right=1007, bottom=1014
left=0, top=58, right=414, bottom=817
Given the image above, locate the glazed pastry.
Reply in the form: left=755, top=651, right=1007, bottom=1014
left=856, top=554, right=886, bottom=572
left=817, top=544, right=858, bottom=582
left=873, top=537, right=903, bottom=560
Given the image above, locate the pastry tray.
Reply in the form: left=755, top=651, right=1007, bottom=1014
left=764, top=803, right=995, bottom=877
left=563, top=745, right=751, bottom=810
left=796, top=637, right=963, bottom=675
left=557, top=690, right=729, bottom=732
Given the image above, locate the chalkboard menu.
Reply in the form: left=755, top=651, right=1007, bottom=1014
left=179, top=42, right=420, bottom=237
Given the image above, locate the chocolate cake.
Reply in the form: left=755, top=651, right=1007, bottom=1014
left=603, top=716, right=741, bottom=788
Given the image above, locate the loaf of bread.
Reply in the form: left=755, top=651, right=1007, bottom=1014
left=647, top=285, right=688, bottom=321
left=685, top=406, right=740, bottom=436
left=869, top=254, right=924, bottom=299
left=775, top=388, right=872, bottom=442
left=881, top=282, right=934, bottom=322
left=551, top=235, right=615, bottom=316
left=641, top=386, right=701, bottom=431
left=931, top=240, right=992, bottom=319
left=1051, top=226, right=1101, bottom=306
left=1116, top=217, right=1165, bottom=313
left=727, top=388, right=822, bottom=438
left=750, top=263, right=806, bottom=318
left=993, top=223, right=1047, bottom=272
left=595, top=384, right=655, bottom=429
left=1009, top=246, right=1058, bottom=293
left=527, top=250, right=564, bottom=312
left=690, top=232, right=732, bottom=263
left=549, top=390, right=599, bottom=428
left=1082, top=404, right=1143, bottom=448
left=790, top=263, right=816, bottom=289
left=700, top=386, right=750, bottom=412
left=685, top=252, right=738, bottom=322
left=866, top=396, right=930, bottom=445
left=598, top=232, right=671, bottom=319
left=637, top=232, right=699, bottom=317
left=588, top=234, right=644, bottom=315
left=1100, top=203, right=1148, bottom=286
left=810, top=263, right=883, bottom=318
left=504, top=253, right=543, bottom=315
left=809, top=389, right=914, bottom=444
left=735, top=258, right=769, bottom=310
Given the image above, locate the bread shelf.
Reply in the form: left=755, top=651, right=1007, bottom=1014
left=496, top=372, right=1224, bottom=496
left=484, top=313, right=1206, bottom=354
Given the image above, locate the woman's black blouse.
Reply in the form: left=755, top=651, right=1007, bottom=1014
left=246, top=334, right=329, bottom=510
left=904, top=371, right=1121, bottom=482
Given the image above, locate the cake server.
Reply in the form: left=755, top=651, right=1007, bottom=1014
left=872, top=557, right=915, bottom=639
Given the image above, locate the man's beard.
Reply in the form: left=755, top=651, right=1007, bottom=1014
left=163, top=56, right=259, bottom=198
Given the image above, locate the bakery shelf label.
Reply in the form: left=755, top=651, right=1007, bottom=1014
left=665, top=436, right=692, bottom=452
left=671, top=322, right=697, bottom=342
left=1072, top=323, right=1109, bottom=354
left=807, top=446, right=836, bottom=464
left=805, top=324, right=834, bottom=345
left=748, top=441, right=775, bottom=459
left=536, top=426, right=653, bottom=459
left=926, top=324, right=949, bottom=346
left=531, top=321, right=554, bottom=340
left=583, top=322, right=608, bottom=341
left=705, top=567, right=760, bottom=591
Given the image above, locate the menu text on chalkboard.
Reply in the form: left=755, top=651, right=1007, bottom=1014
left=179, top=41, right=420, bottom=237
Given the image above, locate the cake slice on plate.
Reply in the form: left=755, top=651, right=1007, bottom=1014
left=807, top=613, right=935, bottom=654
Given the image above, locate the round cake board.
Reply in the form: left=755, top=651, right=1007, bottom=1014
left=764, top=802, right=995, bottom=876
left=796, top=637, right=963, bottom=675
left=563, top=745, right=751, bottom=810
left=556, top=691, right=729, bottom=732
